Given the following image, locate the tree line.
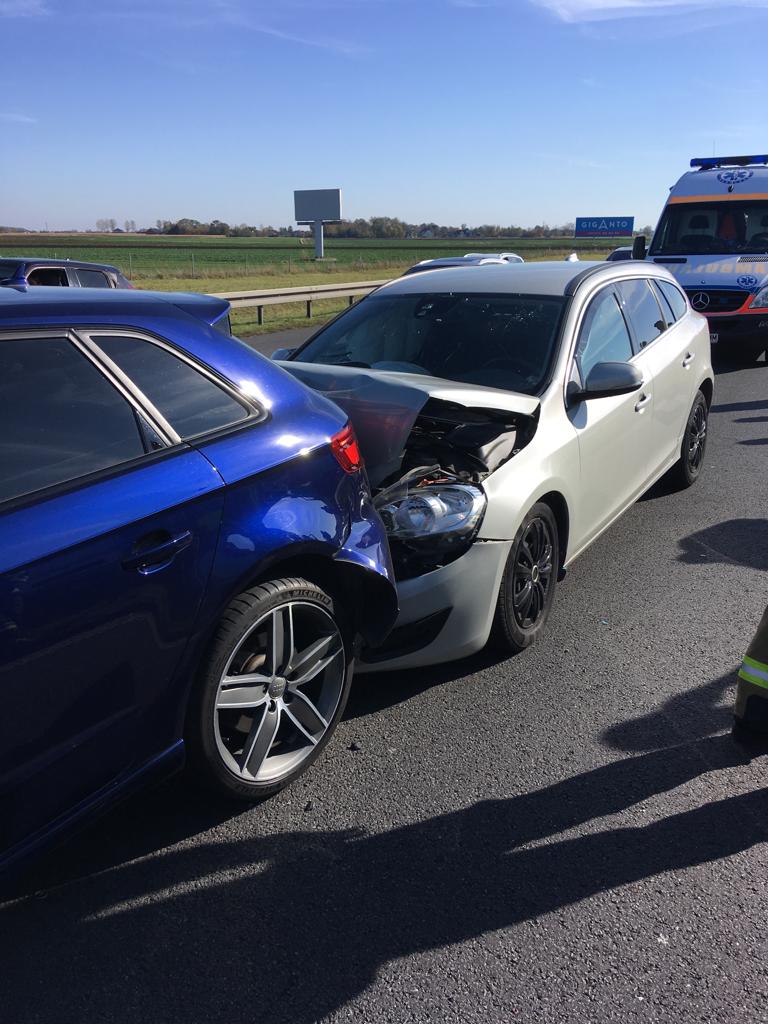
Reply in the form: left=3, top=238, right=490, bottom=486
left=87, top=217, right=655, bottom=239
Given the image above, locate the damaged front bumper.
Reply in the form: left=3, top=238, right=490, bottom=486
left=358, top=537, right=512, bottom=672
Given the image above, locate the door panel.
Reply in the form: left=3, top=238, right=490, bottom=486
left=567, top=285, right=655, bottom=552
left=0, top=451, right=224, bottom=854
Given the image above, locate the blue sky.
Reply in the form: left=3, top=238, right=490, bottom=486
left=2, top=0, right=768, bottom=231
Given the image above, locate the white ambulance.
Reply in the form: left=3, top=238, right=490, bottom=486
left=641, top=154, right=768, bottom=363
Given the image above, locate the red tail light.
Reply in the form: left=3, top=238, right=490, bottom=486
left=330, top=423, right=363, bottom=473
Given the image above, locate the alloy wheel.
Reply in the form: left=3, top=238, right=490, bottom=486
left=512, top=517, right=554, bottom=629
left=213, top=601, right=345, bottom=784
left=688, top=403, right=707, bottom=473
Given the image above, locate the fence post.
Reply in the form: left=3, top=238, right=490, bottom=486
left=191, top=254, right=196, bottom=278
left=128, top=252, right=133, bottom=279
left=245, top=255, right=248, bottom=276
left=348, top=295, right=354, bottom=306
left=306, top=299, right=312, bottom=319
left=257, top=306, right=264, bottom=326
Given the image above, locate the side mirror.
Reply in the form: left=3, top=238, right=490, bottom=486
left=631, top=234, right=647, bottom=260
left=569, top=361, right=644, bottom=403
left=271, top=347, right=296, bottom=360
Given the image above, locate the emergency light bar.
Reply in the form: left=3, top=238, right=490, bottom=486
left=691, top=154, right=768, bottom=170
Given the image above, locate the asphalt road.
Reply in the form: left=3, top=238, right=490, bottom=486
left=3, top=354, right=768, bottom=1024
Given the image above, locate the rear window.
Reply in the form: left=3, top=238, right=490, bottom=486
left=94, top=334, right=250, bottom=438
left=0, top=261, right=20, bottom=281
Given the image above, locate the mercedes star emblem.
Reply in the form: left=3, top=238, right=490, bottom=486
left=691, top=292, right=710, bottom=311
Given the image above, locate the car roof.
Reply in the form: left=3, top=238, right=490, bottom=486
left=380, top=259, right=678, bottom=298
left=383, top=260, right=601, bottom=296
left=670, top=164, right=768, bottom=200
left=0, top=256, right=121, bottom=272
left=0, top=284, right=229, bottom=327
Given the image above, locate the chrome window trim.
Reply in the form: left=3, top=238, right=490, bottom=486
left=80, top=327, right=267, bottom=441
left=74, top=331, right=181, bottom=445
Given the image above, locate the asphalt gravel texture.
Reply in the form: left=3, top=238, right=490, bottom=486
left=2, top=349, right=768, bottom=1024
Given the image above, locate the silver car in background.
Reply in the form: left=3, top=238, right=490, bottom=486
left=278, top=261, right=713, bottom=670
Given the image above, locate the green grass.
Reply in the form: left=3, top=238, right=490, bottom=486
left=1, top=233, right=614, bottom=334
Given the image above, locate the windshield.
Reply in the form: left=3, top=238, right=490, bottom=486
left=292, top=291, right=566, bottom=395
left=0, top=261, right=21, bottom=282
left=650, top=200, right=768, bottom=256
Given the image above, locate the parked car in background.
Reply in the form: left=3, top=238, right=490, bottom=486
left=606, top=246, right=634, bottom=262
left=276, top=261, right=713, bottom=671
left=0, top=256, right=133, bottom=289
left=402, top=252, right=524, bottom=276
left=0, top=287, right=397, bottom=873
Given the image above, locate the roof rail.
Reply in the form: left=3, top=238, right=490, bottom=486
left=564, top=262, right=612, bottom=296
left=690, top=154, right=768, bottom=170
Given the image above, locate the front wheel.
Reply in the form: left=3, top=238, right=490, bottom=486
left=491, top=502, right=559, bottom=655
left=670, top=390, right=708, bottom=489
left=186, top=578, right=352, bottom=801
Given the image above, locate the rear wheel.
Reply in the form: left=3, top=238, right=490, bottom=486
left=671, top=390, right=708, bottom=489
left=186, top=578, right=352, bottom=801
left=491, top=502, right=559, bottom=654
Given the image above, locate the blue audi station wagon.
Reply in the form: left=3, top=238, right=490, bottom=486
left=0, top=287, right=397, bottom=872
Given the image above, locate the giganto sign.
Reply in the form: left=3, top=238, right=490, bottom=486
left=294, top=189, right=343, bottom=258
left=575, top=216, right=634, bottom=238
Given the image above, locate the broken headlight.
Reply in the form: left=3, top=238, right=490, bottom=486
left=379, top=484, right=486, bottom=539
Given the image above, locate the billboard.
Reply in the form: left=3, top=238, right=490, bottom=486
left=294, top=189, right=342, bottom=223
left=575, top=216, right=634, bottom=238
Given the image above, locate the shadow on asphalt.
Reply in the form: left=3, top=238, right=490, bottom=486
left=346, top=646, right=507, bottom=720
left=1, top=726, right=766, bottom=1024
left=677, top=517, right=768, bottom=571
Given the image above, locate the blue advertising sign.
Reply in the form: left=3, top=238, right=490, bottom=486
left=575, top=216, right=634, bottom=238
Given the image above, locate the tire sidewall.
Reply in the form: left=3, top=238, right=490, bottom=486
left=187, top=579, right=353, bottom=801
left=494, top=502, right=559, bottom=653
left=680, top=391, right=708, bottom=486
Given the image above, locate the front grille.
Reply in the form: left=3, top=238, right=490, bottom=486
left=684, top=289, right=749, bottom=312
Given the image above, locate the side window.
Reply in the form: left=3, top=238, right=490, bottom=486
left=0, top=337, right=147, bottom=504
left=657, top=280, right=688, bottom=322
left=616, top=279, right=666, bottom=349
left=94, top=335, right=250, bottom=438
left=76, top=269, right=111, bottom=288
left=27, top=267, right=69, bottom=287
left=574, top=288, right=633, bottom=381
left=650, top=280, right=676, bottom=323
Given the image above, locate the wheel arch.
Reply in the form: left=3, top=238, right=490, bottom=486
left=698, top=376, right=714, bottom=408
left=535, top=490, right=570, bottom=574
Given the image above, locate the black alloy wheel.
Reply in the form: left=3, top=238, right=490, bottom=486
left=672, top=390, right=709, bottom=488
left=492, top=502, right=559, bottom=654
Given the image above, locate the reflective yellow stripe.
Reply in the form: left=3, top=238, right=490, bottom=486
left=738, top=667, right=768, bottom=689
left=743, top=654, right=768, bottom=676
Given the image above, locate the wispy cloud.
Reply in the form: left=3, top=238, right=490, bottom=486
left=100, top=0, right=369, bottom=57
left=0, top=112, right=37, bottom=123
left=531, top=0, right=768, bottom=20
left=0, top=0, right=49, bottom=15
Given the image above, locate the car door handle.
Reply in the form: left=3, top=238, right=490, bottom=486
left=122, top=530, right=193, bottom=574
left=634, top=392, right=651, bottom=412
left=682, top=352, right=695, bottom=368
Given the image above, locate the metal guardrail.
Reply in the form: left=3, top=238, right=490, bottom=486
left=213, top=279, right=390, bottom=325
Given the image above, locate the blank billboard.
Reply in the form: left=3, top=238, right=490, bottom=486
left=294, top=189, right=342, bottom=223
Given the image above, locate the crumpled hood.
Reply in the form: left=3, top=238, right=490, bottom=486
left=281, top=362, right=539, bottom=485
left=653, top=254, right=768, bottom=294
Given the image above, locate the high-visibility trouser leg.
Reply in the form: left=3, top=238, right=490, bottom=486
left=734, top=606, right=768, bottom=732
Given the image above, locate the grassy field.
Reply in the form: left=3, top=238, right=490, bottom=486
left=0, top=233, right=616, bottom=334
